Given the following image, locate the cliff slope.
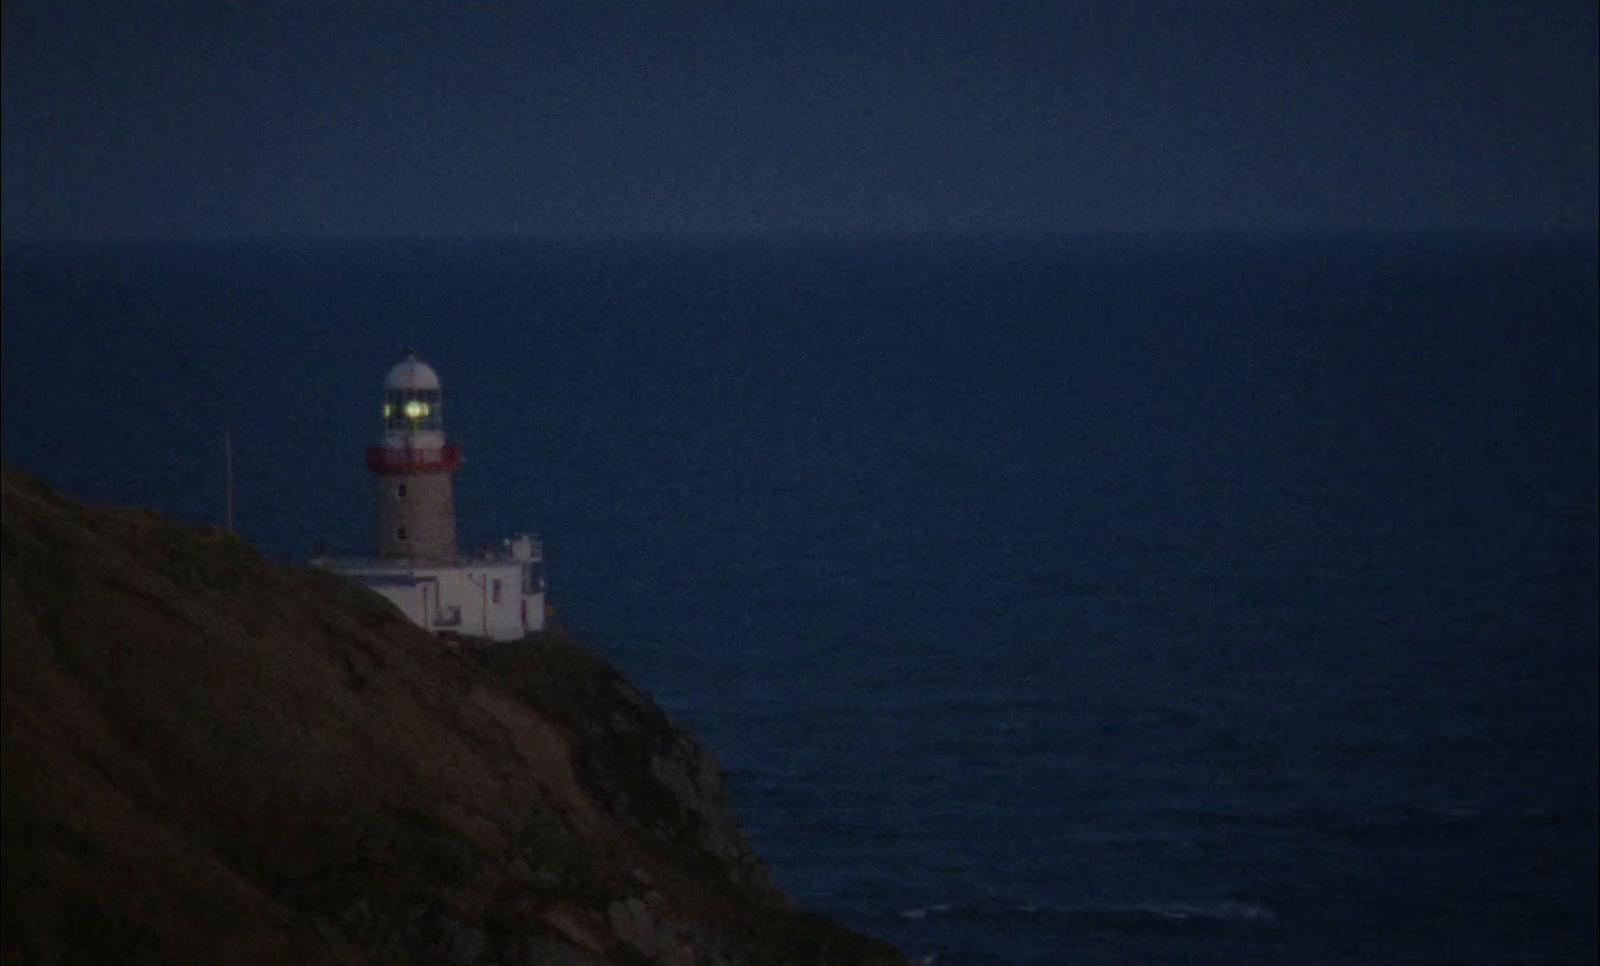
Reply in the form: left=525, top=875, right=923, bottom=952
left=1, top=470, right=903, bottom=966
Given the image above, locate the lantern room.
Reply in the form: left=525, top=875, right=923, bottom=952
left=381, top=350, right=446, bottom=450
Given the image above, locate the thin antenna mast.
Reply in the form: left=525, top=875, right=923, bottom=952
left=224, top=426, right=235, bottom=534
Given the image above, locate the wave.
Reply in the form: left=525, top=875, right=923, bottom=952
left=1137, top=900, right=1275, bottom=923
left=894, top=897, right=1277, bottom=930
left=1166, top=800, right=1598, bottom=840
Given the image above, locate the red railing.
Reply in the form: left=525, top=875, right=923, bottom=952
left=366, top=444, right=463, bottom=474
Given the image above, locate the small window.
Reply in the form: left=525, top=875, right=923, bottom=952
left=397, top=526, right=408, bottom=541
left=491, top=579, right=503, bottom=604
left=396, top=483, right=408, bottom=498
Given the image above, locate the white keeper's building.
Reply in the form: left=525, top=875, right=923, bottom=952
left=315, top=352, right=547, bottom=641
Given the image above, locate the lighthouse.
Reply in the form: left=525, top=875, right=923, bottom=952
left=368, top=351, right=461, bottom=561
left=317, top=351, right=547, bottom=641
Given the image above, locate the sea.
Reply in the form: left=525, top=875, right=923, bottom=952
left=3, top=232, right=1597, bottom=966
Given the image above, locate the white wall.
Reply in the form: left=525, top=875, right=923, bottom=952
left=335, top=561, right=545, bottom=641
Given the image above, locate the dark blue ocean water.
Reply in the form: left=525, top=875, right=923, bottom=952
left=4, top=233, right=1597, bottom=965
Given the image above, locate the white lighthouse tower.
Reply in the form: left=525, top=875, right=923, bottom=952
left=318, top=351, right=547, bottom=641
left=369, top=351, right=460, bottom=561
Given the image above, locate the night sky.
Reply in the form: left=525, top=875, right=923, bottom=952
left=3, top=1, right=1595, bottom=241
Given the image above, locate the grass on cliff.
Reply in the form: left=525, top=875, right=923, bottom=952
left=3, top=468, right=906, bottom=966
left=463, top=629, right=721, bottom=850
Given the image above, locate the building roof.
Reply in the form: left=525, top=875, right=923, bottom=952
left=384, top=351, right=442, bottom=391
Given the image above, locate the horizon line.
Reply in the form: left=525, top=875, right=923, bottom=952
left=4, top=224, right=1597, bottom=248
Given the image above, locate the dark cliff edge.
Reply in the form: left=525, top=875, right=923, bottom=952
left=1, top=469, right=905, bottom=966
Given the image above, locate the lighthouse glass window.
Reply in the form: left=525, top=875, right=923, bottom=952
left=382, top=389, right=443, bottom=432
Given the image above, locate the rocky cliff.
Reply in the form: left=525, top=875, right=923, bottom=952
left=1, top=470, right=904, bottom=966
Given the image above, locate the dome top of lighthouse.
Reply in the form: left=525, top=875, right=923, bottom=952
left=385, top=350, right=441, bottom=391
